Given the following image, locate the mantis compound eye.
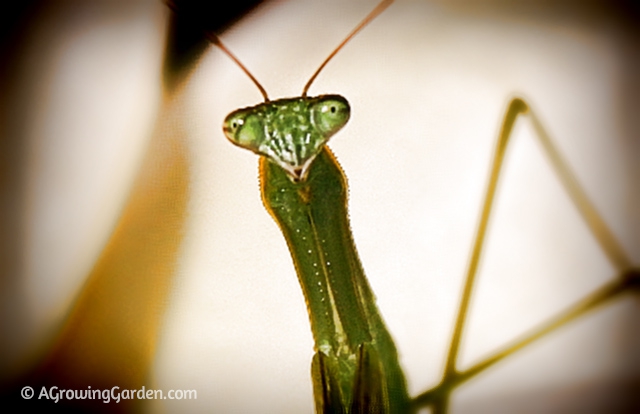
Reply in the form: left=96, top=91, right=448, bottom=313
left=223, top=111, right=265, bottom=153
left=311, top=96, right=350, bottom=137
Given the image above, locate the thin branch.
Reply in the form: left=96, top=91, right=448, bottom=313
left=413, top=268, right=638, bottom=409
left=416, top=97, right=637, bottom=412
left=443, top=99, right=528, bottom=377
left=529, top=111, right=631, bottom=271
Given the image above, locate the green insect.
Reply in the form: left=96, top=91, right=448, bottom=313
left=201, top=0, right=639, bottom=412
left=219, top=1, right=410, bottom=412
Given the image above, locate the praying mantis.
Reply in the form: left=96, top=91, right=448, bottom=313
left=157, top=1, right=640, bottom=412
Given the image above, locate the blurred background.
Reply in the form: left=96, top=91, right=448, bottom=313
left=0, top=0, right=638, bottom=412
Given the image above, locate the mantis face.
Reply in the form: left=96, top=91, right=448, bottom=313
left=223, top=94, right=350, bottom=181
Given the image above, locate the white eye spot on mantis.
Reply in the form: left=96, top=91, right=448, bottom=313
left=308, top=249, right=312, bottom=254
left=326, top=261, right=331, bottom=266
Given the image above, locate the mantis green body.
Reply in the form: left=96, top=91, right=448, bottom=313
left=220, top=1, right=409, bottom=411
left=224, top=95, right=410, bottom=412
left=210, top=0, right=639, bottom=412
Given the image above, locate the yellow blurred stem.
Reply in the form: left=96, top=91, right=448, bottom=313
left=32, top=100, right=189, bottom=411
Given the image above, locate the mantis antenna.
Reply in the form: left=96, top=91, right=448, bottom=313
left=205, top=32, right=270, bottom=102
left=217, top=0, right=396, bottom=182
left=210, top=0, right=394, bottom=101
left=164, top=0, right=269, bottom=101
left=302, top=0, right=394, bottom=97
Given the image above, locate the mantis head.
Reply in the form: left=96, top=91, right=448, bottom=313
left=215, top=0, right=392, bottom=182
left=223, top=94, right=350, bottom=181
